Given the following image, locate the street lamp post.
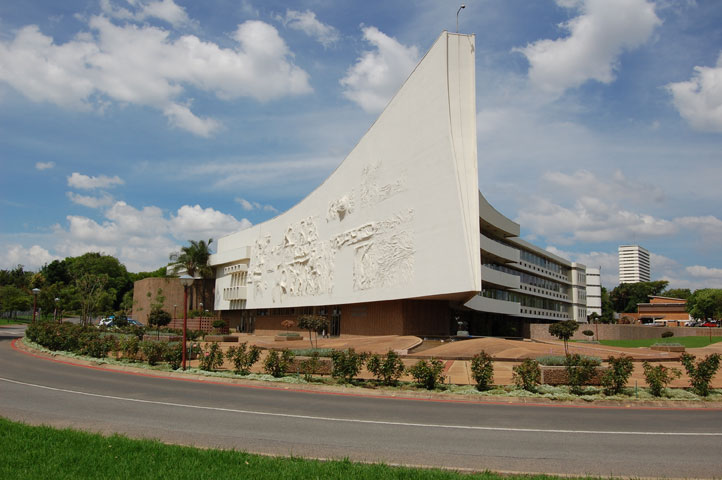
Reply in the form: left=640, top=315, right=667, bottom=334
left=179, top=275, right=194, bottom=370
left=173, top=304, right=177, bottom=319
left=456, top=4, right=465, bottom=33
left=54, top=297, right=60, bottom=323
left=32, top=288, right=40, bottom=323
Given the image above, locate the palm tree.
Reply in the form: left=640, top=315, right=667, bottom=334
left=169, top=239, right=213, bottom=311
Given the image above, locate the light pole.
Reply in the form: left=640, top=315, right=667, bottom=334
left=179, top=275, right=194, bottom=370
left=32, top=288, right=40, bottom=323
left=173, top=304, right=177, bottom=319
left=54, top=297, right=60, bottom=323
left=456, top=4, right=465, bottom=33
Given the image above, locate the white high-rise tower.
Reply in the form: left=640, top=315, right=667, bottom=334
left=618, top=245, right=650, bottom=283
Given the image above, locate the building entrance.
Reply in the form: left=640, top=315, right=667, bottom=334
left=330, top=306, right=341, bottom=336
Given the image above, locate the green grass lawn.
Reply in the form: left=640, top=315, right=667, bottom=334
left=598, top=336, right=722, bottom=348
left=0, top=317, right=31, bottom=326
left=0, top=417, right=604, bottom=480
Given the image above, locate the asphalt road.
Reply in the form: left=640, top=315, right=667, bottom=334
left=1, top=329, right=721, bottom=478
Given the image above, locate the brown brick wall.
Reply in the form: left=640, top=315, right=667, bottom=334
left=530, top=323, right=715, bottom=342
left=132, top=277, right=214, bottom=325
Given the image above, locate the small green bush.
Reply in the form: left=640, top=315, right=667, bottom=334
left=564, top=353, right=598, bottom=395
left=263, top=349, right=294, bottom=377
left=661, top=331, right=674, bottom=338
left=642, top=361, right=681, bottom=397
left=225, top=342, right=261, bottom=375
left=601, top=355, right=634, bottom=395
left=651, top=342, right=683, bottom=347
left=140, top=340, right=168, bottom=366
left=408, top=359, right=445, bottom=390
left=512, top=358, right=541, bottom=392
left=199, top=342, right=224, bottom=371
left=165, top=342, right=183, bottom=370
left=212, top=319, right=227, bottom=329
left=331, top=348, right=367, bottom=384
left=582, top=329, right=594, bottom=337
left=81, top=335, right=117, bottom=359
left=366, top=350, right=406, bottom=386
left=469, top=351, right=494, bottom=391
left=299, top=352, right=322, bottom=381
left=119, top=336, right=140, bottom=361
left=680, top=353, right=721, bottom=397
left=537, top=355, right=601, bottom=366
left=291, top=348, right=334, bottom=357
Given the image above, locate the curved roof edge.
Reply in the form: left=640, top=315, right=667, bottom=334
left=478, top=191, right=519, bottom=238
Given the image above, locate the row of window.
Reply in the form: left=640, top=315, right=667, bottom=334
left=484, top=263, right=568, bottom=293
left=518, top=249, right=567, bottom=275
left=481, top=288, right=568, bottom=312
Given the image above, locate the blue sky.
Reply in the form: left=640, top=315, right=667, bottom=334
left=1, top=0, right=721, bottom=289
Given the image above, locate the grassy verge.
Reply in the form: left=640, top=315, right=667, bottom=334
left=598, top=336, right=722, bottom=348
left=0, top=317, right=31, bottom=326
left=0, top=417, right=598, bottom=480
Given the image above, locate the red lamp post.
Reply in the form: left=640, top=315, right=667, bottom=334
left=179, top=275, right=194, bottom=370
left=32, top=288, right=40, bottom=323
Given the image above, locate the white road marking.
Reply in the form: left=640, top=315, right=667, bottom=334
left=1, top=376, right=720, bottom=437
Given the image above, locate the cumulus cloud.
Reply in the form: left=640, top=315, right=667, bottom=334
left=67, top=172, right=124, bottom=190
left=277, top=9, right=339, bottom=47
left=100, top=0, right=192, bottom=28
left=667, top=51, right=722, bottom=133
left=234, top=197, right=278, bottom=213
left=543, top=169, right=665, bottom=204
left=340, top=26, right=419, bottom=113
left=44, top=200, right=252, bottom=272
left=35, top=161, right=55, bottom=170
left=67, top=191, right=115, bottom=209
left=514, top=0, right=661, bottom=96
left=0, top=13, right=311, bottom=136
left=0, top=245, right=60, bottom=271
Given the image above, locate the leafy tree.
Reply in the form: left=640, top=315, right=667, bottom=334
left=686, top=289, right=722, bottom=320
left=148, top=309, right=172, bottom=337
left=609, top=281, right=668, bottom=314
left=548, top=320, right=579, bottom=356
left=75, top=273, right=110, bottom=325
left=297, top=314, right=329, bottom=348
left=0, top=285, right=31, bottom=318
left=0, top=265, right=32, bottom=289
left=662, top=288, right=692, bottom=300
left=600, top=287, right=615, bottom=323
left=129, top=266, right=169, bottom=282
left=65, top=253, right=132, bottom=310
left=169, top=239, right=213, bottom=310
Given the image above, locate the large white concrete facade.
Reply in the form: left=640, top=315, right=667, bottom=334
left=210, top=32, right=585, bottom=337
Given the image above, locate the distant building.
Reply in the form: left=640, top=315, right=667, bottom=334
left=586, top=267, right=602, bottom=317
left=618, top=245, right=650, bottom=283
left=628, top=296, right=690, bottom=326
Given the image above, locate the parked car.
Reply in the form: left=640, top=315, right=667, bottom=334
left=699, top=321, right=719, bottom=328
left=98, top=317, right=144, bottom=328
left=685, top=320, right=702, bottom=327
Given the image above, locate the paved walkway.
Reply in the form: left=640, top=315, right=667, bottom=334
left=201, top=334, right=722, bottom=389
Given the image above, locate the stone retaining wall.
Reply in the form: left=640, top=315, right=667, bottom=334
left=530, top=324, right=716, bottom=342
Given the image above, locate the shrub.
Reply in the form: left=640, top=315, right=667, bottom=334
left=263, top=349, right=294, bottom=377
left=148, top=309, right=172, bottom=337
left=140, top=340, right=168, bottom=366
left=82, top=335, right=117, bottom=359
left=469, top=351, right=494, bottom=391
left=297, top=315, right=329, bottom=349
left=366, top=350, right=406, bottom=386
left=601, top=355, right=634, bottom=395
left=536, top=355, right=601, bottom=366
left=582, top=329, right=594, bottom=337
left=291, top=348, right=334, bottom=357
left=165, top=342, right=183, bottom=370
left=564, top=353, right=598, bottom=394
left=661, top=331, right=674, bottom=338
left=642, top=361, right=681, bottom=397
left=212, top=319, right=227, bottom=330
left=331, top=348, right=367, bottom=384
left=225, top=342, right=261, bottom=375
left=679, top=353, right=721, bottom=397
left=199, top=342, right=224, bottom=371
left=548, top=320, right=579, bottom=356
left=408, top=359, right=445, bottom=390
left=299, top=352, right=321, bottom=381
left=512, top=358, right=541, bottom=392
left=119, top=336, right=140, bottom=361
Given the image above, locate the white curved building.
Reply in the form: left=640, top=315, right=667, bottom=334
left=210, top=32, right=586, bottom=337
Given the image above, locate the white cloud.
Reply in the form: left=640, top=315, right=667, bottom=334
left=667, top=51, right=722, bottom=133
left=340, top=26, right=419, bottom=113
left=43, top=200, right=252, bottom=272
left=277, top=9, right=339, bottom=48
left=67, top=172, right=124, bottom=190
left=686, top=265, right=722, bottom=280
left=542, top=169, right=665, bottom=204
left=100, top=0, right=191, bottom=28
left=170, top=204, right=252, bottom=242
left=67, top=191, right=115, bottom=208
left=234, top=197, right=278, bottom=213
left=0, top=15, right=311, bottom=136
left=35, top=161, right=55, bottom=170
left=0, top=245, right=60, bottom=271
left=514, top=0, right=661, bottom=96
